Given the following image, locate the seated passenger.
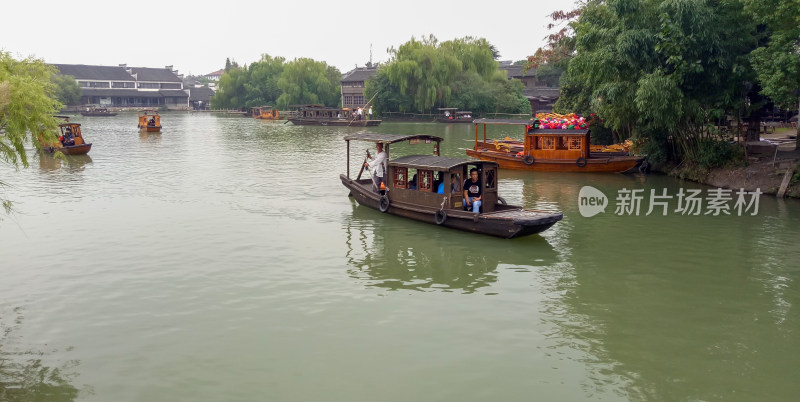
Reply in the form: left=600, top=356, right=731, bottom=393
left=435, top=172, right=444, bottom=194
left=463, top=168, right=482, bottom=213
left=408, top=174, right=418, bottom=190
left=62, top=128, right=75, bottom=146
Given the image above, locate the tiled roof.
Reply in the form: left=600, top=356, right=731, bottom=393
left=189, top=86, right=215, bottom=101
left=53, top=64, right=135, bottom=81
left=159, top=89, right=189, bottom=97
left=129, top=67, right=183, bottom=82
left=341, top=67, right=378, bottom=82
left=205, top=69, right=224, bottom=76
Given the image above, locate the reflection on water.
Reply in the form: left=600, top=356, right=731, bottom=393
left=38, top=153, right=93, bottom=173
left=344, top=199, right=558, bottom=293
left=0, top=307, right=85, bottom=401
left=1, top=115, right=798, bottom=401
left=138, top=131, right=162, bottom=143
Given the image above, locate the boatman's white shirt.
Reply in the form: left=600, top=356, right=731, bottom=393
left=368, top=150, right=387, bottom=177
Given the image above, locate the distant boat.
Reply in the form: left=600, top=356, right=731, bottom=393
left=287, top=105, right=381, bottom=126
left=465, top=118, right=644, bottom=173
left=40, top=116, right=92, bottom=155
left=250, top=106, right=281, bottom=120
left=137, top=109, right=162, bottom=132
left=436, top=108, right=473, bottom=123
left=80, top=107, right=117, bottom=117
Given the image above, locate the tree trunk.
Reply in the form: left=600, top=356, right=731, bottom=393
left=745, top=84, right=764, bottom=142
left=796, top=98, right=800, bottom=150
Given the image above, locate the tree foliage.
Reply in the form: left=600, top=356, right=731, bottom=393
left=1, top=52, right=62, bottom=168
left=1, top=52, right=63, bottom=218
left=51, top=74, right=81, bottom=106
left=276, top=58, right=341, bottom=109
left=367, top=35, right=529, bottom=115
left=244, top=54, right=285, bottom=107
left=554, top=0, right=757, bottom=164
left=210, top=67, right=249, bottom=109
left=211, top=55, right=338, bottom=109
left=745, top=0, right=800, bottom=146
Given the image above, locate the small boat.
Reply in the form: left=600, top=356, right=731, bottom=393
left=137, top=109, right=162, bottom=132
left=287, top=105, right=381, bottom=126
left=340, top=133, right=562, bottom=238
left=250, top=106, right=281, bottom=120
left=436, top=108, right=473, bottom=123
left=80, top=107, right=117, bottom=117
left=465, top=118, right=644, bottom=173
left=41, top=116, right=92, bottom=155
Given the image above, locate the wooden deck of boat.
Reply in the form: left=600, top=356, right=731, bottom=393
left=482, top=209, right=554, bottom=220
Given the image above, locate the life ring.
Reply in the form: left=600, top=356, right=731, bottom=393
left=576, top=157, right=587, bottom=167
left=434, top=209, right=447, bottom=225
left=523, top=155, right=535, bottom=165
left=498, top=197, right=507, bottom=205
left=378, top=195, right=390, bottom=212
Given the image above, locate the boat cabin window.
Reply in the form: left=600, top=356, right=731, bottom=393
left=536, top=136, right=556, bottom=150
left=450, top=172, right=462, bottom=194
left=569, top=136, right=582, bottom=150
left=556, top=136, right=569, bottom=150
left=393, top=167, right=408, bottom=189
left=408, top=169, right=418, bottom=190
left=485, top=167, right=496, bottom=189
left=418, top=170, right=434, bottom=192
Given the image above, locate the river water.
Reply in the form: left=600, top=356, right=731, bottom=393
left=1, top=113, right=798, bottom=401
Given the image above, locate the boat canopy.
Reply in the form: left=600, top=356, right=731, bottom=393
left=390, top=154, right=496, bottom=171
left=344, top=133, right=443, bottom=145
left=138, top=109, right=159, bottom=116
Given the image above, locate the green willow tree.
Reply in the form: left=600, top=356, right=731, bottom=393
left=244, top=54, right=285, bottom=107
left=275, top=58, right=341, bottom=109
left=51, top=74, right=81, bottom=106
left=210, top=67, right=249, bottom=109
left=1, top=52, right=63, bottom=217
left=367, top=35, right=529, bottom=115
left=555, top=0, right=756, bottom=166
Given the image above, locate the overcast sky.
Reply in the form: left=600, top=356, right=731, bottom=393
left=2, top=0, right=579, bottom=76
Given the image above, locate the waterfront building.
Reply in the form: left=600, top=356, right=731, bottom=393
left=341, top=66, right=377, bottom=109
left=53, top=63, right=190, bottom=109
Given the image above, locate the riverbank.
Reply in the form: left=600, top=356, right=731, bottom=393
left=655, top=130, right=800, bottom=198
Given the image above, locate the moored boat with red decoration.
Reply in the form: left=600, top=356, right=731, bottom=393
left=465, top=115, right=644, bottom=173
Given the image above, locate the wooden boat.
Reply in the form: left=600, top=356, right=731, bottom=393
left=41, top=117, right=92, bottom=155
left=137, top=110, right=162, bottom=132
left=250, top=106, right=280, bottom=120
left=465, top=118, right=644, bottom=173
left=436, top=108, right=473, bottom=123
left=80, top=107, right=117, bottom=117
left=287, top=105, right=381, bottom=126
left=340, top=133, right=562, bottom=238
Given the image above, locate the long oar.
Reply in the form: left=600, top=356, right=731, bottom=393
left=356, top=150, right=372, bottom=180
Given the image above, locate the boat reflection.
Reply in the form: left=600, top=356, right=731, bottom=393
left=38, top=153, right=93, bottom=172
left=0, top=307, right=83, bottom=401
left=343, top=199, right=558, bottom=293
left=139, top=131, right=162, bottom=142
